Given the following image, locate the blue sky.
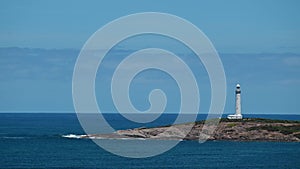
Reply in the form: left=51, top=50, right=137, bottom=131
left=1, top=0, right=300, bottom=52
left=0, top=0, right=299, bottom=114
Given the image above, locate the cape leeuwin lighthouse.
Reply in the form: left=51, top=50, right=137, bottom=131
left=227, top=84, right=243, bottom=119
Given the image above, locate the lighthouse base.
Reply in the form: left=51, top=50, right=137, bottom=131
left=227, top=114, right=243, bottom=119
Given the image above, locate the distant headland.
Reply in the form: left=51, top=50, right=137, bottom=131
left=118, top=118, right=300, bottom=142
left=75, top=118, right=300, bottom=142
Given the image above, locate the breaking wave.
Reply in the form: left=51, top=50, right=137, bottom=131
left=62, top=134, right=86, bottom=139
left=61, top=134, right=146, bottom=140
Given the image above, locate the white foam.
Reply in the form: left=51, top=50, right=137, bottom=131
left=62, top=134, right=85, bottom=139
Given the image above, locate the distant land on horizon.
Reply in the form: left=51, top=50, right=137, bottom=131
left=64, top=118, right=300, bottom=142
left=0, top=111, right=299, bottom=115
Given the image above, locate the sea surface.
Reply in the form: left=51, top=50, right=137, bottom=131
left=1, top=113, right=300, bottom=169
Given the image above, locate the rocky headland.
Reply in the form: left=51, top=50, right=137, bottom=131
left=80, top=118, right=300, bottom=142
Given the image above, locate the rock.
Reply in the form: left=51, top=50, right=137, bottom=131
left=82, top=118, right=300, bottom=142
left=117, top=118, right=300, bottom=142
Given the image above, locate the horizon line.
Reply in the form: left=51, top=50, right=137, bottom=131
left=0, top=111, right=299, bottom=115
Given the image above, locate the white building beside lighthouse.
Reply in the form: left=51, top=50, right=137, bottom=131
left=227, top=84, right=243, bottom=119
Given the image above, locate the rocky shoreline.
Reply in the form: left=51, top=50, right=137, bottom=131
left=80, top=118, right=300, bottom=142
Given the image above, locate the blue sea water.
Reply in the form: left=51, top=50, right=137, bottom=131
left=0, top=113, right=300, bottom=169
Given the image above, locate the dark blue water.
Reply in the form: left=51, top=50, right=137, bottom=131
left=1, top=113, right=300, bottom=169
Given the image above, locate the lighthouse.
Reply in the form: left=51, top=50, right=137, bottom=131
left=227, top=84, right=243, bottom=119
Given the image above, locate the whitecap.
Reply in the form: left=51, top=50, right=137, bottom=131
left=62, top=134, right=85, bottom=139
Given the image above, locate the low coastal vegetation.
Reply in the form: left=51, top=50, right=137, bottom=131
left=81, top=118, right=300, bottom=142
left=220, top=118, right=300, bottom=123
left=193, top=118, right=300, bottom=125
left=247, top=124, right=300, bottom=136
left=116, top=118, right=300, bottom=142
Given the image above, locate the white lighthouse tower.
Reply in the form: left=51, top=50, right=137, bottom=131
left=227, top=84, right=243, bottom=119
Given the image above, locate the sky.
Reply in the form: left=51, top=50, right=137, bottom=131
left=0, top=0, right=299, bottom=114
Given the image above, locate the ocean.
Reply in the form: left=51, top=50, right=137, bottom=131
left=1, top=113, right=300, bottom=169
